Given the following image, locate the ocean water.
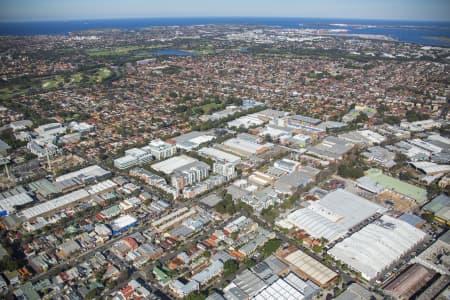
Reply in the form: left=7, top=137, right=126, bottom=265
left=0, top=17, right=449, bottom=46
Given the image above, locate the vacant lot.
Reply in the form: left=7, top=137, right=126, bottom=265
left=375, top=190, right=418, bottom=212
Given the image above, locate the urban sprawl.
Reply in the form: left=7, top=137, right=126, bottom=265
left=0, top=24, right=449, bottom=300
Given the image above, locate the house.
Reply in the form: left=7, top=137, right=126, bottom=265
left=57, top=240, right=81, bottom=259
left=0, top=139, right=11, bottom=155
left=4, top=270, right=20, bottom=285
left=29, top=255, right=49, bottom=273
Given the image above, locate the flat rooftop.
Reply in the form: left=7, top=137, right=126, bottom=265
left=329, top=215, right=426, bottom=281
left=281, top=249, right=338, bottom=287
left=55, top=165, right=110, bottom=182
left=363, top=168, right=427, bottom=203
left=284, top=189, right=386, bottom=242
left=199, top=147, right=241, bottom=164
left=151, top=155, right=197, bottom=175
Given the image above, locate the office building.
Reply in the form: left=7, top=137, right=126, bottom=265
left=145, top=139, right=177, bottom=160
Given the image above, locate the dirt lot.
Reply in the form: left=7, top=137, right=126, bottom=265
left=375, top=190, right=418, bottom=212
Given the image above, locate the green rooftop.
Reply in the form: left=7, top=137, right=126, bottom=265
left=153, top=266, right=171, bottom=284
left=20, top=282, right=40, bottom=300
left=100, top=205, right=121, bottom=218
left=424, top=194, right=450, bottom=223
left=33, top=279, right=52, bottom=293
left=436, top=207, right=450, bottom=223
left=28, top=179, right=61, bottom=196
left=64, top=225, right=79, bottom=234
left=365, top=168, right=427, bottom=204
left=424, top=194, right=450, bottom=214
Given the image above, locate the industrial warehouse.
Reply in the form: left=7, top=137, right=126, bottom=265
left=280, top=189, right=386, bottom=242
left=19, top=179, right=117, bottom=220
left=328, top=215, right=426, bottom=281
left=223, top=138, right=272, bottom=156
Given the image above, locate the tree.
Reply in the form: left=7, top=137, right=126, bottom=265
left=0, top=258, right=18, bottom=271
left=399, top=171, right=413, bottom=181
left=263, top=134, right=273, bottom=143
left=281, top=193, right=299, bottom=209
left=0, top=128, right=25, bottom=149
left=338, top=164, right=364, bottom=179
left=383, top=115, right=401, bottom=125
left=174, top=105, right=188, bottom=113
left=23, top=152, right=37, bottom=161
left=354, top=112, right=369, bottom=123
left=237, top=200, right=253, bottom=215
left=427, top=183, right=442, bottom=198
left=243, top=258, right=256, bottom=268
left=215, top=194, right=237, bottom=215
left=261, top=206, right=280, bottom=223
left=184, top=293, right=206, bottom=300
left=422, top=212, right=434, bottom=223
left=406, top=110, right=429, bottom=122
left=395, top=153, right=408, bottom=165
left=262, top=239, right=282, bottom=258
left=223, top=260, right=239, bottom=277
left=85, top=288, right=98, bottom=300
left=313, top=244, right=324, bottom=254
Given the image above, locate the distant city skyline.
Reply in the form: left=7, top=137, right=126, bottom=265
left=1, top=0, right=450, bottom=22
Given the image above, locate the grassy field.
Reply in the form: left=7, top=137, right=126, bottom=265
left=40, top=68, right=112, bottom=88
left=70, top=73, right=83, bottom=83
left=86, top=46, right=143, bottom=57
left=42, top=75, right=64, bottom=89
left=95, top=68, right=113, bottom=82
left=193, top=102, right=224, bottom=114
left=0, top=85, right=28, bottom=100
left=202, top=103, right=222, bottom=114
left=42, top=73, right=87, bottom=89
left=86, top=44, right=213, bottom=58
left=0, top=67, right=114, bottom=101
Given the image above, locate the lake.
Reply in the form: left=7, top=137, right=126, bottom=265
left=152, top=49, right=198, bottom=56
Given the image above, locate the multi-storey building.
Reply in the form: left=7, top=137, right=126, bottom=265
left=145, top=139, right=177, bottom=160
left=171, top=161, right=210, bottom=191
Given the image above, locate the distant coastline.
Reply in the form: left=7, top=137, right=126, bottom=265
left=424, top=36, right=450, bottom=44
left=0, top=17, right=449, bottom=46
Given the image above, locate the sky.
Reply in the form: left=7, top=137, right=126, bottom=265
left=1, top=0, right=449, bottom=22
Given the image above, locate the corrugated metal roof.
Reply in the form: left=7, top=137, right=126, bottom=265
left=365, top=168, right=427, bottom=203
left=329, top=215, right=426, bottom=280
left=284, top=250, right=337, bottom=286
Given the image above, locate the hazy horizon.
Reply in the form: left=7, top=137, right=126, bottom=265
left=2, top=16, right=450, bottom=24
left=1, top=0, right=450, bottom=23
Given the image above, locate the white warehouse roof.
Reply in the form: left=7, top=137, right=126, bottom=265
left=55, top=165, right=110, bottom=182
left=111, top=214, right=137, bottom=230
left=20, top=189, right=90, bottom=220
left=147, top=139, right=174, bottom=151
left=223, top=138, right=271, bottom=155
left=252, top=276, right=305, bottom=300
left=284, top=189, right=386, bottom=242
left=410, top=161, right=450, bottom=176
left=358, top=130, right=386, bottom=144
left=198, top=147, right=241, bottom=164
left=0, top=192, right=34, bottom=214
left=328, top=215, right=426, bottom=281
left=151, top=155, right=197, bottom=175
left=86, top=180, right=117, bottom=195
